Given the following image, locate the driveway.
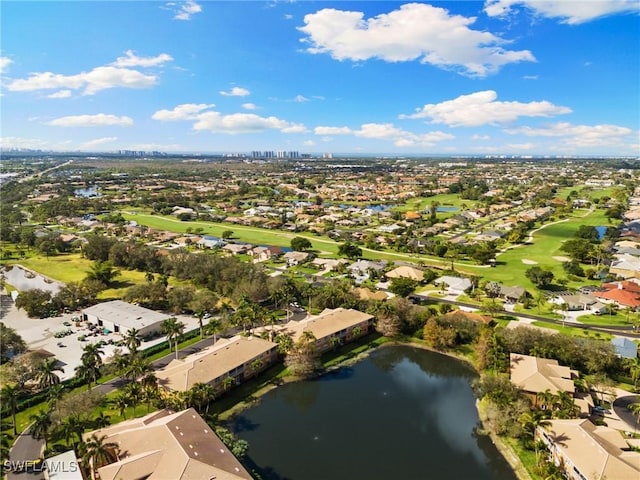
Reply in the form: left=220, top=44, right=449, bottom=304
left=612, top=394, right=640, bottom=433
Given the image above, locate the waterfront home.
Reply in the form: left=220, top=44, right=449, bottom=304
left=282, top=308, right=374, bottom=353
left=83, top=408, right=253, bottom=480
left=537, top=419, right=640, bottom=480
left=155, top=335, right=277, bottom=393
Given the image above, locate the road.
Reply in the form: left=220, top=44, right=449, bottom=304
left=411, top=293, right=640, bottom=338
left=7, top=308, right=310, bottom=475
left=612, top=395, right=640, bottom=432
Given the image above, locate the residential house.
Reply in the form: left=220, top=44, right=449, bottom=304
left=386, top=266, right=425, bottom=282
left=593, top=281, right=640, bottom=309
left=537, top=419, right=640, bottom=480
left=609, top=253, right=640, bottom=279
left=552, top=293, right=608, bottom=314
left=498, top=285, right=526, bottom=303
left=156, top=335, right=277, bottom=393
left=248, top=246, right=283, bottom=262
left=353, top=287, right=388, bottom=302
left=434, top=276, right=472, bottom=295
left=440, top=309, right=493, bottom=325
left=196, top=235, right=226, bottom=249
left=83, top=408, right=253, bottom=480
left=222, top=243, right=251, bottom=256
left=510, top=353, right=591, bottom=415
left=283, top=251, right=309, bottom=266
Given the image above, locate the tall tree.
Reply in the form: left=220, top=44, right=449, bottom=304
left=29, top=409, right=53, bottom=450
left=161, top=318, right=185, bottom=359
left=1, top=384, right=21, bottom=435
left=36, top=358, right=64, bottom=390
left=82, top=434, right=119, bottom=480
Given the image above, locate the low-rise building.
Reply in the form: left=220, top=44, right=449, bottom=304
left=84, top=408, right=253, bottom=480
left=510, top=353, right=577, bottom=406
left=537, top=419, right=640, bottom=480
left=282, top=308, right=374, bottom=353
left=155, top=335, right=277, bottom=393
left=81, top=300, right=171, bottom=337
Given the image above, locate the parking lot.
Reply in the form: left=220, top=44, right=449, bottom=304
left=1, top=295, right=201, bottom=381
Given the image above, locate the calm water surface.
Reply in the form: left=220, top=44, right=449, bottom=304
left=231, top=345, right=517, bottom=480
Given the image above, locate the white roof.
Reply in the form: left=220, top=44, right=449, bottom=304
left=82, top=300, right=171, bottom=330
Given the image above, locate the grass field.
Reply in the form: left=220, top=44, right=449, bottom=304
left=531, top=321, right=613, bottom=340
left=475, top=207, right=611, bottom=290
left=12, top=254, right=159, bottom=298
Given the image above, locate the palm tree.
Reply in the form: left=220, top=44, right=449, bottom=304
left=628, top=401, right=640, bottom=431
left=47, top=384, right=66, bottom=408
left=81, top=343, right=104, bottom=367
left=82, top=434, right=119, bottom=480
left=519, top=410, right=551, bottom=453
left=124, top=328, right=142, bottom=355
left=112, top=393, right=130, bottom=420
left=86, top=261, right=120, bottom=286
left=36, top=358, right=64, bottom=390
left=59, top=414, right=86, bottom=447
left=29, top=409, right=52, bottom=450
left=536, top=389, right=555, bottom=411
left=205, top=316, right=224, bottom=344
left=75, top=362, right=101, bottom=390
left=123, top=382, right=143, bottom=418
left=1, top=384, right=21, bottom=435
left=161, top=317, right=185, bottom=359
left=92, top=412, right=111, bottom=430
left=626, top=356, right=640, bottom=392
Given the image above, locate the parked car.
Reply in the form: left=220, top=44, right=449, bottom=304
left=593, top=406, right=610, bottom=414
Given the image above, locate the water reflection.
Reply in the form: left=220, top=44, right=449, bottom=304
left=231, top=345, right=516, bottom=480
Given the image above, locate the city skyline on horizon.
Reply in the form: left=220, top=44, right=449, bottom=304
left=1, top=1, right=639, bottom=157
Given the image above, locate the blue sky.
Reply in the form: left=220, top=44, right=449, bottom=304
left=1, top=1, right=639, bottom=156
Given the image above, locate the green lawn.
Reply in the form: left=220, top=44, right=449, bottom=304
left=575, top=312, right=636, bottom=327
left=476, top=207, right=611, bottom=290
left=531, top=321, right=613, bottom=340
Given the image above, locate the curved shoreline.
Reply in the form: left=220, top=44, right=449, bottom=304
left=220, top=338, right=531, bottom=480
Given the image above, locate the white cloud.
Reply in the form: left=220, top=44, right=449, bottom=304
left=284, top=14, right=294, bottom=20
left=152, top=103, right=306, bottom=134
left=303, top=140, right=316, bottom=146
left=47, top=114, right=133, bottom=127
left=0, top=56, right=12, bottom=74
left=220, top=86, right=250, bottom=97
left=7, top=65, right=158, bottom=95
left=484, top=0, right=640, bottom=24
left=298, top=3, right=535, bottom=77
left=401, top=90, right=571, bottom=127
left=293, top=95, right=309, bottom=102
left=314, top=126, right=353, bottom=135
left=505, top=122, right=634, bottom=147
left=523, top=75, right=538, bottom=80
left=0, top=136, right=73, bottom=150
left=47, top=90, right=72, bottom=99
left=152, top=103, right=214, bottom=121
left=471, top=134, right=490, bottom=140
left=81, top=137, right=118, bottom=148
left=172, top=0, right=202, bottom=21
left=242, top=103, right=257, bottom=110
left=315, top=122, right=453, bottom=147
left=112, top=50, right=173, bottom=68
left=193, top=112, right=306, bottom=134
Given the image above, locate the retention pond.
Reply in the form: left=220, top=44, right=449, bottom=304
left=231, top=345, right=517, bottom=480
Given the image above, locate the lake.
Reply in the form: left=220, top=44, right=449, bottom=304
left=231, top=345, right=517, bottom=480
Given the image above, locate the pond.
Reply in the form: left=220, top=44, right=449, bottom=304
left=231, top=345, right=517, bottom=480
left=436, top=206, right=459, bottom=212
